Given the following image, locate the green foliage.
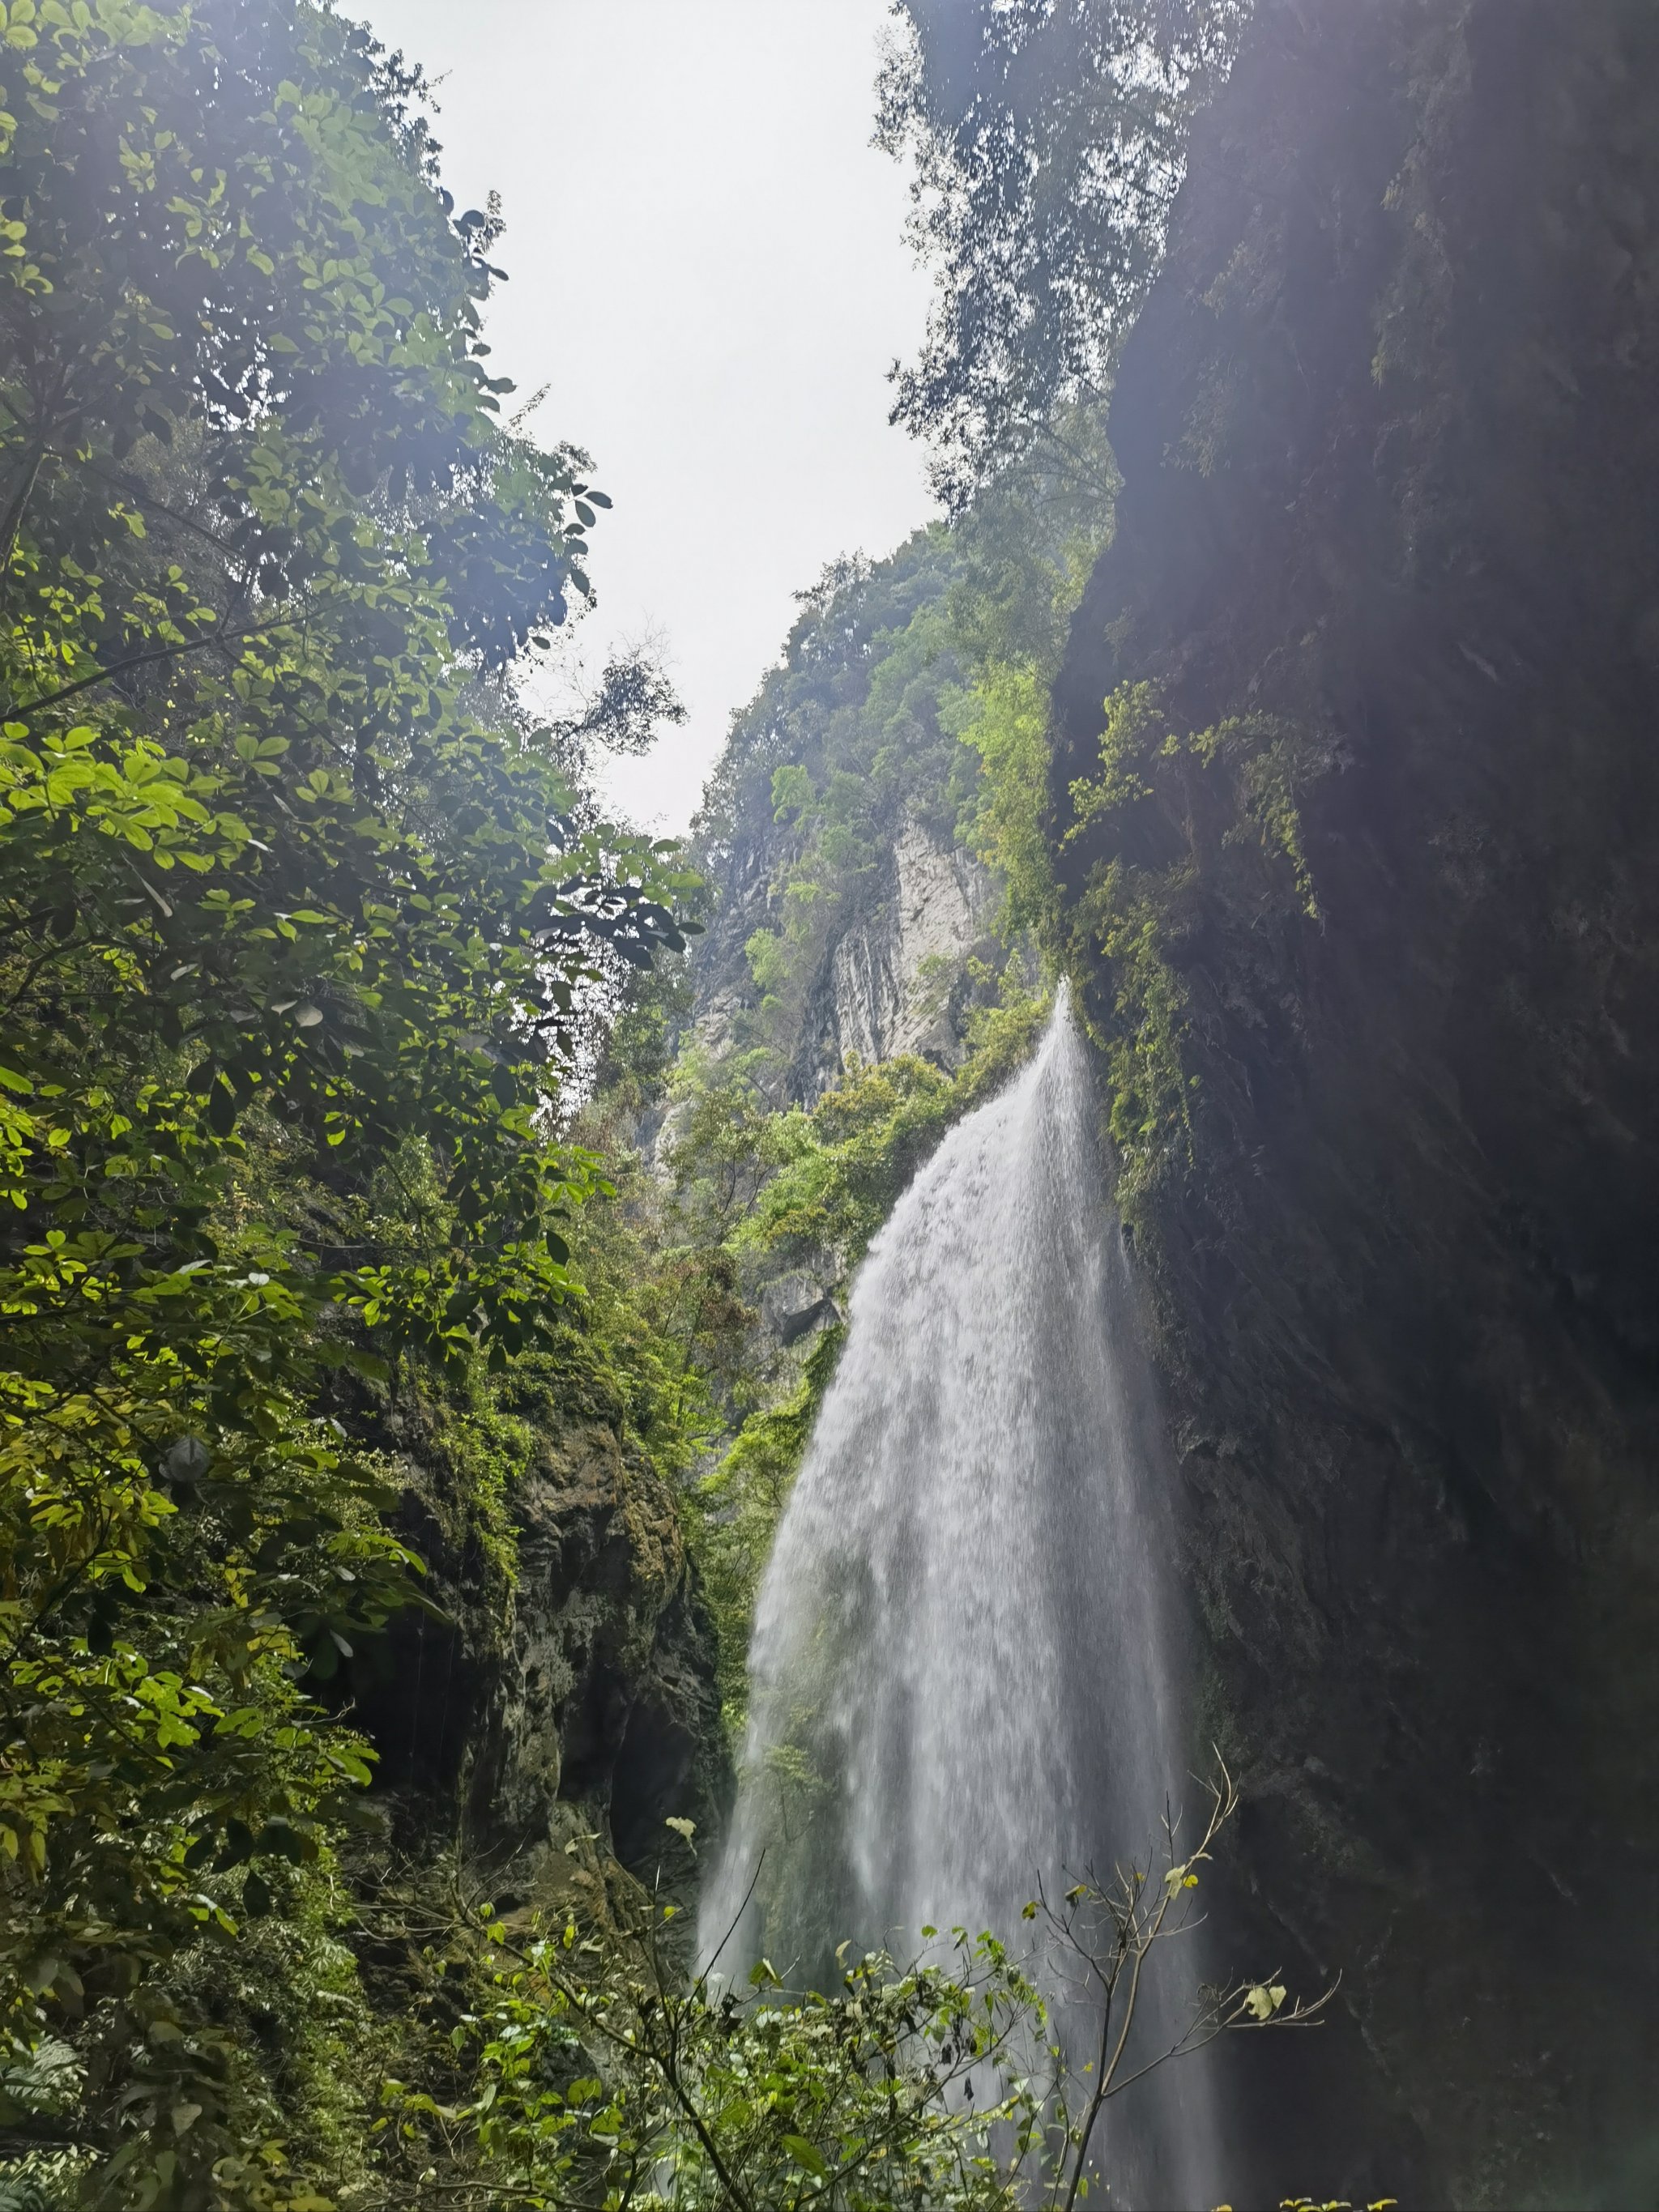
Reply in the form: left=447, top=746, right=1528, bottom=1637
left=0, top=3, right=696, bottom=2201
left=1058, top=682, right=1336, bottom=1193
left=742, top=1061, right=953, bottom=1268
left=1277, top=2199, right=1398, bottom=2211
left=950, top=662, right=1060, bottom=944
left=936, top=401, right=1120, bottom=948
left=879, top=0, right=1249, bottom=501
left=375, top=1894, right=1046, bottom=2212
left=352, top=1764, right=1346, bottom=2211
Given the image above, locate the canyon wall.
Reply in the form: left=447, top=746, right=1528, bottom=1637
left=1047, top=3, right=1659, bottom=2201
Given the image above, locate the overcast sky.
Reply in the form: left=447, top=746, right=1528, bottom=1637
left=355, top=0, right=937, bottom=833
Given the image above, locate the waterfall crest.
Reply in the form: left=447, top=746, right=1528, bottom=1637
left=701, top=995, right=1218, bottom=2205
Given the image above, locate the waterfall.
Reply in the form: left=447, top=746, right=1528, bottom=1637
left=700, top=994, right=1220, bottom=2208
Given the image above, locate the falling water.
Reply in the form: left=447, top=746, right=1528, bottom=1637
left=700, top=995, right=1220, bottom=2207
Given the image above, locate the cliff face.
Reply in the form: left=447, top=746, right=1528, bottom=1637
left=346, top=1383, right=728, bottom=1918
left=680, top=527, right=1013, bottom=1120
left=1049, top=3, right=1659, bottom=2201
left=827, top=820, right=999, bottom=1073
left=693, top=803, right=999, bottom=1111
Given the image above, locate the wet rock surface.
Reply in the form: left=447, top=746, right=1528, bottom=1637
left=348, top=1404, right=727, bottom=1914
left=1051, top=3, right=1659, bottom=2201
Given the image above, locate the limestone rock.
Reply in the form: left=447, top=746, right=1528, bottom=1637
left=830, top=820, right=998, bottom=1071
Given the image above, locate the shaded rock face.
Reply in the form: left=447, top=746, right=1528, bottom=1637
left=352, top=1417, right=727, bottom=1906
left=1051, top=2, right=1659, bottom=2203
left=477, top=1426, right=721, bottom=1864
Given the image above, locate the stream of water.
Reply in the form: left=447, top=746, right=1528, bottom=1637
left=700, top=994, right=1219, bottom=2206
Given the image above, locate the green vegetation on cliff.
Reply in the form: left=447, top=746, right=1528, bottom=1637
left=652, top=409, right=1132, bottom=1727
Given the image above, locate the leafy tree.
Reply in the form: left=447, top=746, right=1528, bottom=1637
left=563, top=651, right=689, bottom=762
left=365, top=1765, right=1346, bottom=2210
left=879, top=0, right=1248, bottom=502
left=949, top=663, right=1060, bottom=944
left=0, top=2, right=693, bottom=2198
left=381, top=1896, right=1043, bottom=2212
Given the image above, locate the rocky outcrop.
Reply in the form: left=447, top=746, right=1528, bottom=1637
left=829, top=820, right=999, bottom=1072
left=347, top=1392, right=728, bottom=1908
left=689, top=794, right=996, bottom=1115
left=780, top=819, right=996, bottom=1102
left=1051, top=4, right=1659, bottom=2203
left=475, top=1424, right=723, bottom=1869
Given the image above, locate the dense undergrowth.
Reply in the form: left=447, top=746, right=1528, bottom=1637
left=0, top=1, right=693, bottom=2198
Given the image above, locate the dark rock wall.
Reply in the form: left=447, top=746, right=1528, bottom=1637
left=1051, top=4, right=1659, bottom=2203
left=348, top=1401, right=728, bottom=1916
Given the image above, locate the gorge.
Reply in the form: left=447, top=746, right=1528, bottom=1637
left=2, top=2, right=1656, bottom=2207
left=666, top=4, right=1659, bottom=2203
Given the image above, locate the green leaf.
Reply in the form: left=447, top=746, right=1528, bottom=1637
left=782, top=2135, right=829, bottom=2178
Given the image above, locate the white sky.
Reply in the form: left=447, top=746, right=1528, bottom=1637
left=354, top=0, right=937, bottom=833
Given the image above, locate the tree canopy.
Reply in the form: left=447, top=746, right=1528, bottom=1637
left=879, top=0, right=1247, bottom=504
left=0, top=2, right=693, bottom=2197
